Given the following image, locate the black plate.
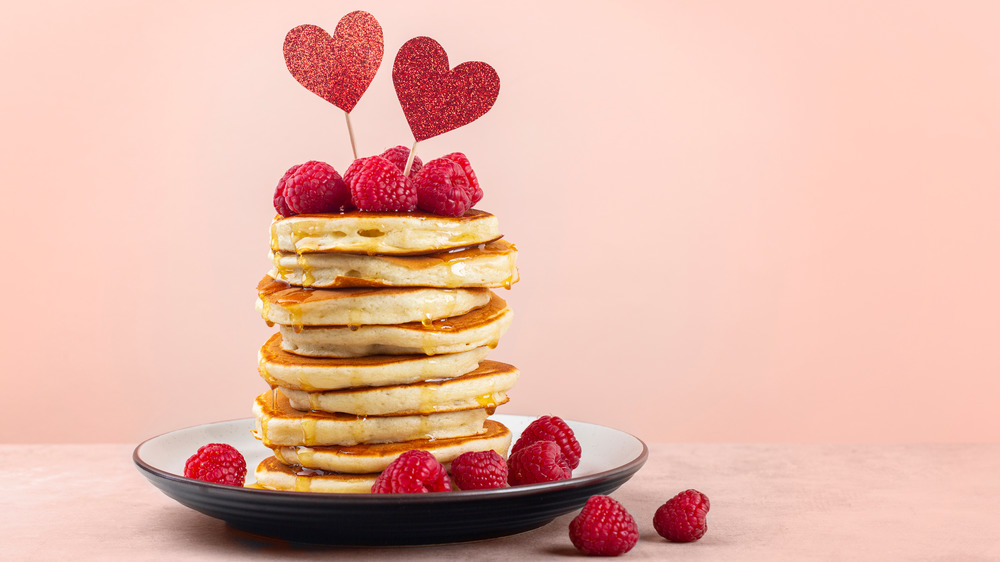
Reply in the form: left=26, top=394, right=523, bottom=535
left=134, top=414, right=647, bottom=545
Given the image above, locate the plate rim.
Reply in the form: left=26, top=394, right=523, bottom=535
left=133, top=414, right=649, bottom=502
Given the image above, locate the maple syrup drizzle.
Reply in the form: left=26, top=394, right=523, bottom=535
left=301, top=417, right=317, bottom=446
left=296, top=253, right=315, bottom=286
left=294, top=474, right=311, bottom=492
left=289, top=221, right=316, bottom=252
left=348, top=307, right=362, bottom=331
left=273, top=252, right=294, bottom=280
left=297, top=446, right=316, bottom=468
left=419, top=385, right=436, bottom=413
left=288, top=304, right=304, bottom=332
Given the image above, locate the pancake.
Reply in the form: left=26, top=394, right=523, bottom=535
left=270, top=209, right=501, bottom=255
left=256, top=276, right=490, bottom=327
left=269, top=419, right=511, bottom=474
left=259, top=335, right=489, bottom=391
left=253, top=389, right=489, bottom=447
left=254, top=456, right=378, bottom=493
left=268, top=239, right=519, bottom=288
left=278, top=291, right=512, bottom=357
left=281, top=360, right=518, bottom=415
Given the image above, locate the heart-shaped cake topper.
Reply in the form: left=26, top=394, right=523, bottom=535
left=392, top=36, right=500, bottom=141
left=283, top=11, right=383, bottom=113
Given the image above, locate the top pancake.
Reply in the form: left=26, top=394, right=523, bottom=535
left=270, top=209, right=501, bottom=255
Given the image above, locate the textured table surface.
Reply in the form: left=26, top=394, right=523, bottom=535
left=3, top=443, right=998, bottom=560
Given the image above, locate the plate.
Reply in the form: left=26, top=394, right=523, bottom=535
left=134, top=414, right=647, bottom=545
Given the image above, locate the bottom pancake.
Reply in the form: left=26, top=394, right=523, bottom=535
left=254, top=456, right=378, bottom=493
left=269, top=419, right=511, bottom=474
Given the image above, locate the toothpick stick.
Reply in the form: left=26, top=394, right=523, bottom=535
left=402, top=140, right=419, bottom=176
left=344, top=111, right=358, bottom=160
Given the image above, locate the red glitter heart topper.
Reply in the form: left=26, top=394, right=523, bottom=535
left=392, top=36, right=500, bottom=142
left=283, top=11, right=383, bottom=113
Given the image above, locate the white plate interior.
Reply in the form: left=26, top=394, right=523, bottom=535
left=138, top=414, right=645, bottom=485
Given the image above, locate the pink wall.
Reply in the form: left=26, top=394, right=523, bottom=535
left=2, top=1, right=998, bottom=443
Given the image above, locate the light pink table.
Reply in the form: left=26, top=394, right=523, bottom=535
left=3, top=443, right=998, bottom=560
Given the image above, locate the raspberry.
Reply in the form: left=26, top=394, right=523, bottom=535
left=273, top=170, right=294, bottom=217
left=412, top=153, right=480, bottom=217
left=183, top=443, right=247, bottom=487
left=346, top=156, right=417, bottom=212
left=511, top=415, right=582, bottom=469
left=653, top=489, right=710, bottom=542
left=450, top=450, right=508, bottom=490
left=379, top=145, right=423, bottom=178
left=506, top=440, right=571, bottom=486
left=569, top=495, right=639, bottom=556
left=371, top=450, right=451, bottom=493
left=276, top=161, right=352, bottom=215
left=441, top=152, right=482, bottom=205
left=342, top=157, right=363, bottom=189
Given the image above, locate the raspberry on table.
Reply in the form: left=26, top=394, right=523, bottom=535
left=183, top=443, right=247, bottom=487
left=506, top=440, right=571, bottom=486
left=379, top=145, right=423, bottom=178
left=346, top=155, right=418, bottom=212
left=275, top=160, right=352, bottom=216
left=412, top=153, right=480, bottom=217
left=371, top=450, right=451, bottom=493
left=450, top=450, right=508, bottom=490
left=569, top=495, right=639, bottom=556
left=653, top=489, right=710, bottom=542
left=511, top=415, right=582, bottom=469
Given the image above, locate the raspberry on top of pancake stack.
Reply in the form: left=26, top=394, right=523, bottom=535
left=252, top=148, right=519, bottom=493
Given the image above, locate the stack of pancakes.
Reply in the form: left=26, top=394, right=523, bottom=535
left=251, top=209, right=519, bottom=492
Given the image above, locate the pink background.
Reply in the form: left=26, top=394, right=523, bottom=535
left=2, top=1, right=998, bottom=444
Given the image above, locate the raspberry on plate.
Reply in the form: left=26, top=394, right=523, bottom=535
left=346, top=155, right=418, bottom=212
left=506, top=440, right=571, bottom=486
left=183, top=443, right=247, bottom=487
left=379, top=145, right=423, bottom=178
left=371, top=450, right=451, bottom=493
left=450, top=450, right=508, bottom=490
left=412, top=152, right=481, bottom=217
left=653, top=489, right=711, bottom=542
left=569, top=495, right=639, bottom=556
left=511, top=415, right=582, bottom=469
left=275, top=160, right=352, bottom=216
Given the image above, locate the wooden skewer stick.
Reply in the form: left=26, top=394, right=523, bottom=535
left=344, top=111, right=358, bottom=160
left=402, top=140, right=419, bottom=177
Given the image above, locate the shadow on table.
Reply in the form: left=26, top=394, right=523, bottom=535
left=157, top=507, right=566, bottom=559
